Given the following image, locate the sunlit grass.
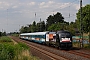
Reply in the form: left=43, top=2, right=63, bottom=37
left=0, top=36, right=39, bottom=60
left=0, top=36, right=12, bottom=42
left=84, top=44, right=90, bottom=49
left=73, top=42, right=90, bottom=49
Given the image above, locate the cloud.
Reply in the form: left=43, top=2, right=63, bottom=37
left=27, top=2, right=35, bottom=6
left=48, top=1, right=54, bottom=4
left=0, top=2, right=9, bottom=10
left=12, top=6, right=18, bottom=8
left=73, top=4, right=80, bottom=10
left=39, top=1, right=55, bottom=8
left=0, top=0, right=84, bottom=33
left=40, top=2, right=45, bottom=6
left=38, top=1, right=79, bottom=16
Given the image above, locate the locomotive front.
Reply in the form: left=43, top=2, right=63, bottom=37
left=56, top=31, right=72, bottom=49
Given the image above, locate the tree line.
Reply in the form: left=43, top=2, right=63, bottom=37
left=0, top=32, right=6, bottom=36
left=19, top=4, right=90, bottom=40
left=19, top=12, right=69, bottom=33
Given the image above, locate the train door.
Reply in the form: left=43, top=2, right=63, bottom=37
left=49, top=34, right=56, bottom=45
left=45, top=34, right=49, bottom=45
left=46, top=33, right=56, bottom=46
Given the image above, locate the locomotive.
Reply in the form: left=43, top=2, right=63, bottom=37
left=20, top=30, right=72, bottom=49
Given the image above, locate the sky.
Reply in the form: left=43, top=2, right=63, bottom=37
left=0, top=0, right=90, bottom=33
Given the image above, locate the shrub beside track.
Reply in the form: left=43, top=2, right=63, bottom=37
left=0, top=36, right=39, bottom=60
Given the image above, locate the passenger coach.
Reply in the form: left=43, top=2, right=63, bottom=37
left=20, top=31, right=49, bottom=44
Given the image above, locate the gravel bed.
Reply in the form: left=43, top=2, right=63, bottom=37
left=10, top=36, right=90, bottom=60
left=75, top=50, right=90, bottom=55
left=29, top=42, right=90, bottom=60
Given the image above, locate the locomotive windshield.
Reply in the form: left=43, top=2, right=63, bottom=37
left=59, top=32, right=71, bottom=38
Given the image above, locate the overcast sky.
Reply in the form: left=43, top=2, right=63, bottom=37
left=0, top=0, right=90, bottom=33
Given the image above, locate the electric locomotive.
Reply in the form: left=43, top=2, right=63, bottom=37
left=45, top=30, right=72, bottom=49
left=56, top=30, right=72, bottom=49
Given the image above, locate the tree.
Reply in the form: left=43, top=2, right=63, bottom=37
left=21, top=26, right=29, bottom=33
left=48, top=23, right=61, bottom=31
left=27, top=24, right=32, bottom=33
left=2, top=32, right=6, bottom=36
left=0, top=32, right=2, bottom=36
left=31, top=21, right=37, bottom=32
left=19, top=26, right=25, bottom=33
left=40, top=21, right=46, bottom=31
left=54, top=12, right=64, bottom=23
left=76, top=4, right=90, bottom=42
left=48, top=22, right=69, bottom=32
left=46, top=15, right=54, bottom=28
left=68, top=22, right=77, bottom=35
left=19, top=20, right=46, bottom=33
left=46, top=12, right=64, bottom=29
left=37, top=21, right=46, bottom=32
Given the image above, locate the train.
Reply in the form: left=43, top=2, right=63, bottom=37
left=19, top=30, right=72, bottom=49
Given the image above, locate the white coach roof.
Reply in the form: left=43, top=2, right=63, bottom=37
left=20, top=31, right=49, bottom=36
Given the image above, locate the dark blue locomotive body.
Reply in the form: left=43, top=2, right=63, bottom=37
left=56, top=31, right=72, bottom=49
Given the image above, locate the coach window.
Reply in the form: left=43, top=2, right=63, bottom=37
left=33, top=35, right=36, bottom=38
left=41, top=35, right=44, bottom=38
left=30, top=35, right=31, bottom=37
left=29, top=35, right=31, bottom=38
left=35, top=35, right=36, bottom=38
left=37, top=35, right=39, bottom=38
left=32, top=35, right=34, bottom=38
left=43, top=35, right=44, bottom=38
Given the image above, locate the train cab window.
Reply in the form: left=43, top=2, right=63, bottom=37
left=60, top=33, right=71, bottom=38
left=65, top=33, right=72, bottom=38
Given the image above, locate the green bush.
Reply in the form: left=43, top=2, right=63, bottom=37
left=11, top=34, right=19, bottom=37
left=84, top=44, right=90, bottom=49
left=0, top=44, right=15, bottom=60
left=0, top=36, right=39, bottom=60
left=18, top=42, right=29, bottom=50
left=0, top=43, right=39, bottom=60
left=0, top=36, right=12, bottom=42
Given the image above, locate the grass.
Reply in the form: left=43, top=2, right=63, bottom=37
left=84, top=44, right=90, bottom=49
left=11, top=34, right=19, bottom=37
left=72, top=35, right=90, bottom=49
left=0, top=36, right=12, bottom=42
left=0, top=36, right=39, bottom=60
left=0, top=43, right=16, bottom=60
left=73, top=42, right=79, bottom=47
left=73, top=42, right=90, bottom=49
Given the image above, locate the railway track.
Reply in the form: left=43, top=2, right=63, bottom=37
left=67, top=49, right=90, bottom=59
left=10, top=36, right=90, bottom=60
left=10, top=36, right=67, bottom=60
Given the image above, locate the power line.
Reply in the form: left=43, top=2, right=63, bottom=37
left=52, top=0, right=79, bottom=19
left=53, top=0, right=79, bottom=11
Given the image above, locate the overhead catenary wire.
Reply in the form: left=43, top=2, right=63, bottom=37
left=52, top=0, right=79, bottom=18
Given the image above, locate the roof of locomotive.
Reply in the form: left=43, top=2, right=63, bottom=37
left=20, top=31, right=49, bottom=36
left=49, top=32, right=56, bottom=34
left=57, top=30, right=70, bottom=34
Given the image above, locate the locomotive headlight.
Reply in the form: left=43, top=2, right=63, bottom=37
left=60, top=38, right=63, bottom=42
left=60, top=40, right=62, bottom=42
